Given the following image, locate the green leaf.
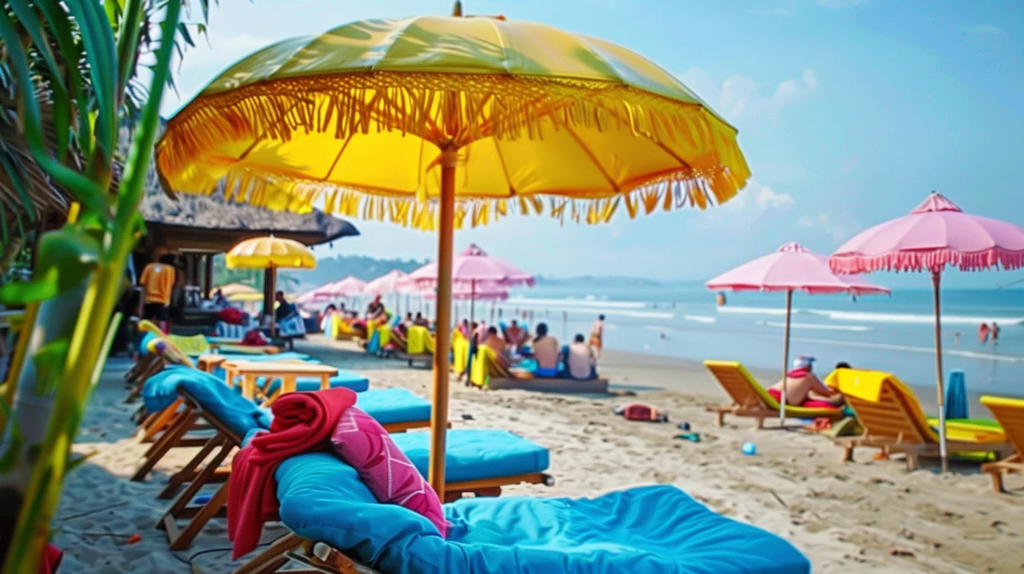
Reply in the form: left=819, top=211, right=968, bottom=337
left=0, top=9, right=106, bottom=213
left=33, top=339, right=70, bottom=396
left=0, top=226, right=100, bottom=305
left=8, top=0, right=73, bottom=161
left=0, top=153, right=38, bottom=222
left=66, top=451, right=96, bottom=475
left=115, top=0, right=146, bottom=103
left=177, top=22, right=195, bottom=47
left=35, top=0, right=91, bottom=157
left=0, top=401, right=22, bottom=474
left=65, top=0, right=119, bottom=173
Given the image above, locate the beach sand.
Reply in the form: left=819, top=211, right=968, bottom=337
left=51, top=337, right=1024, bottom=573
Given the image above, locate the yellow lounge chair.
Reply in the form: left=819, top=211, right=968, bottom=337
left=980, top=395, right=1024, bottom=492
left=470, top=345, right=511, bottom=388
left=704, top=361, right=844, bottom=428
left=397, top=325, right=435, bottom=367
left=825, top=369, right=1013, bottom=470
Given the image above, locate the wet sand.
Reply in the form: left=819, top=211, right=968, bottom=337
left=52, top=337, right=1024, bottom=573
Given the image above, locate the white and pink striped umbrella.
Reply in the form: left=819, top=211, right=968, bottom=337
left=829, top=192, right=1024, bottom=472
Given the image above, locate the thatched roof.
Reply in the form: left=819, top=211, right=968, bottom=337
left=134, top=123, right=360, bottom=252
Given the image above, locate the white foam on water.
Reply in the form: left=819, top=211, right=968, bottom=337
left=759, top=321, right=870, bottom=332
left=783, top=335, right=1024, bottom=362
left=506, top=297, right=646, bottom=310
left=716, top=306, right=791, bottom=316
left=684, top=315, right=717, bottom=324
left=804, top=309, right=1024, bottom=326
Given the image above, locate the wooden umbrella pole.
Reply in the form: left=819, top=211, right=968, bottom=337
left=932, top=270, right=948, bottom=473
left=269, top=264, right=277, bottom=337
left=780, top=290, right=793, bottom=425
left=428, top=146, right=458, bottom=499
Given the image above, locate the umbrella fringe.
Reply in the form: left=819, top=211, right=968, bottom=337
left=155, top=73, right=750, bottom=230
left=830, top=248, right=1024, bottom=274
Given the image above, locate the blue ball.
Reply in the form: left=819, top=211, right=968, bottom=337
left=742, top=442, right=757, bottom=456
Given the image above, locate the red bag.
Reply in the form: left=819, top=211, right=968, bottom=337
left=616, top=403, right=668, bottom=423
left=242, top=329, right=269, bottom=346
left=218, top=307, right=248, bottom=325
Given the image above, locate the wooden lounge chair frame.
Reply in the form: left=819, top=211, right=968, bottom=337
left=146, top=389, right=448, bottom=551
left=703, top=360, right=844, bottom=429
left=233, top=472, right=555, bottom=573
left=979, top=395, right=1024, bottom=492
left=395, top=352, right=432, bottom=368
left=830, top=371, right=1013, bottom=470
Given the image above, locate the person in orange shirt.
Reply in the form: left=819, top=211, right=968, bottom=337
left=139, top=254, right=177, bottom=330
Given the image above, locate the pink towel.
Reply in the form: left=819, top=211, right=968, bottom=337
left=227, top=388, right=357, bottom=559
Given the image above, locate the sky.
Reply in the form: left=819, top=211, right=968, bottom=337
left=161, top=0, right=1024, bottom=288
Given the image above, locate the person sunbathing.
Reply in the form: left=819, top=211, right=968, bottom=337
left=567, top=334, right=597, bottom=380
left=482, top=326, right=507, bottom=357
left=768, top=356, right=845, bottom=407
left=505, top=319, right=528, bottom=348
left=532, top=323, right=560, bottom=373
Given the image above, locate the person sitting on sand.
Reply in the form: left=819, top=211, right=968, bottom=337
left=533, top=323, right=560, bottom=373
left=567, top=333, right=597, bottom=380
left=505, top=319, right=528, bottom=348
left=483, top=326, right=506, bottom=356
left=768, top=356, right=845, bottom=407
left=413, top=312, right=429, bottom=328
left=366, top=295, right=386, bottom=321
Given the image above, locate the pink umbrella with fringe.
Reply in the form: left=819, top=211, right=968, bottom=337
left=407, top=244, right=533, bottom=322
left=706, top=242, right=890, bottom=423
left=830, top=192, right=1024, bottom=472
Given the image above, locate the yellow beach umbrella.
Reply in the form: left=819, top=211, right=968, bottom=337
left=157, top=5, right=749, bottom=499
left=226, top=236, right=316, bottom=334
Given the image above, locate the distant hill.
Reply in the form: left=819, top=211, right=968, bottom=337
left=281, top=254, right=426, bottom=290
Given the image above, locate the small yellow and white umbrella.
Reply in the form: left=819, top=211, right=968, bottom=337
left=226, top=236, right=316, bottom=334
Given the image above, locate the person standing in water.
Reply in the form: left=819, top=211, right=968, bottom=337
left=589, top=314, right=605, bottom=359
left=991, top=322, right=1000, bottom=345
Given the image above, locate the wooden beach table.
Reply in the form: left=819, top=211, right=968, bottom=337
left=221, top=360, right=338, bottom=402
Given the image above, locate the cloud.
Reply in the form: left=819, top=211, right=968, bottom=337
left=798, top=212, right=857, bottom=243
left=681, top=68, right=819, bottom=123
left=817, top=0, right=868, bottom=7
left=963, top=24, right=1006, bottom=36
left=721, top=180, right=795, bottom=213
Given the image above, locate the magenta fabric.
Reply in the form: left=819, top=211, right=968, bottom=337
left=706, top=242, right=890, bottom=295
left=330, top=408, right=448, bottom=537
left=407, top=244, right=534, bottom=289
left=830, top=193, right=1024, bottom=274
left=766, top=388, right=837, bottom=410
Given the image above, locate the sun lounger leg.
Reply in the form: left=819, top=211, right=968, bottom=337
left=158, top=433, right=225, bottom=500
left=161, top=435, right=232, bottom=522
left=165, top=481, right=229, bottom=551
left=754, top=416, right=764, bottom=430
left=232, top=532, right=305, bottom=574
left=904, top=449, right=919, bottom=471
left=842, top=444, right=854, bottom=463
left=714, top=411, right=724, bottom=427
left=132, top=410, right=198, bottom=482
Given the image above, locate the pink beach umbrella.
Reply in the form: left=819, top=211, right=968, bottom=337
left=324, top=275, right=367, bottom=297
left=422, top=280, right=509, bottom=301
left=830, top=192, right=1024, bottom=471
left=706, top=242, right=890, bottom=423
left=296, top=284, right=337, bottom=305
left=364, top=270, right=417, bottom=316
left=407, top=244, right=533, bottom=321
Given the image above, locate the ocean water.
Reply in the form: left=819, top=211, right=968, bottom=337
left=473, top=285, right=1024, bottom=397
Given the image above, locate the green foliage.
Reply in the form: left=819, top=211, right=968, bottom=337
left=0, top=2, right=217, bottom=572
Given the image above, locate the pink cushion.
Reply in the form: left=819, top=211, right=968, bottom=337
left=330, top=407, right=447, bottom=536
